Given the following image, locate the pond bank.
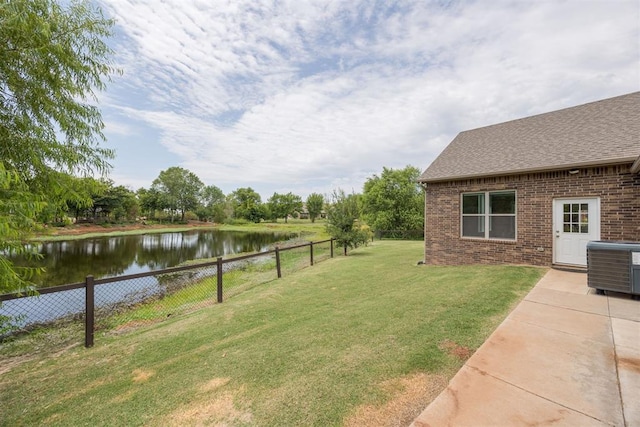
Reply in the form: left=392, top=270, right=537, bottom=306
left=32, top=222, right=219, bottom=241
left=32, top=220, right=329, bottom=242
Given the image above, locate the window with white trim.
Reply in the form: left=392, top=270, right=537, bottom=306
left=461, top=191, right=516, bottom=240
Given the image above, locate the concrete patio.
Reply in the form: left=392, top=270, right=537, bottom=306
left=411, top=268, right=640, bottom=427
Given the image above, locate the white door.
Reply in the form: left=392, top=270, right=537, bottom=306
left=553, top=198, right=600, bottom=266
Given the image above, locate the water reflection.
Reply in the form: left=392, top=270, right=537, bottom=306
left=19, top=230, right=293, bottom=288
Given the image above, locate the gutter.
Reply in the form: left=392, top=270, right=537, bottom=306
left=419, top=157, right=639, bottom=184
left=419, top=181, right=428, bottom=265
left=631, top=155, right=640, bottom=174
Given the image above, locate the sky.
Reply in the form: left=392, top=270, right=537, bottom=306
left=96, top=0, right=639, bottom=200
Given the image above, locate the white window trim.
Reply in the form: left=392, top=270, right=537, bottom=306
left=460, top=190, right=517, bottom=241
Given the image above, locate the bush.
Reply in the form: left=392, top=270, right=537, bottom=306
left=184, top=211, right=199, bottom=221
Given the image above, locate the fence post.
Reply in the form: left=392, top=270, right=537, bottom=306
left=330, top=238, right=334, bottom=258
left=310, top=241, right=314, bottom=266
left=85, top=275, right=95, bottom=348
left=217, top=257, right=223, bottom=303
left=275, top=247, right=282, bottom=278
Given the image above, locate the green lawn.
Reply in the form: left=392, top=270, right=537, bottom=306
left=0, top=241, right=544, bottom=426
left=220, top=219, right=330, bottom=241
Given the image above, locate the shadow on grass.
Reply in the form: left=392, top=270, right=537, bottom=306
left=346, top=251, right=373, bottom=257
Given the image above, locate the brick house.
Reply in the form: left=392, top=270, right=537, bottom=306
left=418, top=92, right=640, bottom=267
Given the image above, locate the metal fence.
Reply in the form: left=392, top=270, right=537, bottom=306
left=0, top=239, right=335, bottom=348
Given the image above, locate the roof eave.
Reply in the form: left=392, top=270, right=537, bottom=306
left=418, top=157, right=638, bottom=183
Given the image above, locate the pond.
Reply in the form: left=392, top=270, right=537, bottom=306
left=18, top=229, right=295, bottom=288
left=1, top=229, right=296, bottom=328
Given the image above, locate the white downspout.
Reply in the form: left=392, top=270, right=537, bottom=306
left=420, top=182, right=428, bottom=264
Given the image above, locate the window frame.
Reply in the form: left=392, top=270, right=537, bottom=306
left=460, top=190, right=517, bottom=241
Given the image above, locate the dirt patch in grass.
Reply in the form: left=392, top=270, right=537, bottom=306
left=439, top=339, right=473, bottom=361
left=132, top=368, right=155, bottom=383
left=111, top=389, right=136, bottom=404
left=111, top=319, right=161, bottom=335
left=160, top=381, right=252, bottom=426
left=344, top=373, right=448, bottom=427
left=0, top=354, right=34, bottom=375
left=164, top=393, right=252, bottom=426
left=42, top=413, right=64, bottom=425
left=200, top=377, right=230, bottom=392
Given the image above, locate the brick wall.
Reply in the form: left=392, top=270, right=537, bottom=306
left=423, top=163, right=640, bottom=266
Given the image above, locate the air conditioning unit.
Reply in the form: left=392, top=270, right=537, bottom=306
left=587, top=241, right=640, bottom=297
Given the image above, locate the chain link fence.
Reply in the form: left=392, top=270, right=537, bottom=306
left=0, top=285, right=86, bottom=349
left=96, top=263, right=219, bottom=335
left=221, top=251, right=277, bottom=300
left=0, top=239, right=335, bottom=352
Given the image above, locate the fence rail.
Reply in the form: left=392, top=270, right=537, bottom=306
left=0, top=239, right=335, bottom=348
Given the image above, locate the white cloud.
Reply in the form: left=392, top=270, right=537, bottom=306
left=98, top=0, right=639, bottom=198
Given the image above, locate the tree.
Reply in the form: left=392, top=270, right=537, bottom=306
left=229, top=187, right=264, bottom=223
left=151, top=167, right=204, bottom=222
left=306, top=193, right=324, bottom=223
left=326, top=189, right=371, bottom=255
left=37, top=173, right=99, bottom=225
left=267, top=192, right=303, bottom=223
left=113, top=186, right=139, bottom=221
left=137, top=187, right=163, bottom=220
left=0, top=0, right=117, bottom=293
left=0, top=165, right=45, bottom=293
left=84, top=178, right=109, bottom=220
left=361, top=166, right=424, bottom=232
left=94, top=183, right=138, bottom=222
left=197, top=185, right=226, bottom=223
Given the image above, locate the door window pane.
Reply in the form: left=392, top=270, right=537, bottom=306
left=562, top=201, right=589, bottom=233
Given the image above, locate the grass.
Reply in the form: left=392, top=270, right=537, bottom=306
left=99, top=252, right=284, bottom=330
left=0, top=241, right=544, bottom=426
left=220, top=219, right=330, bottom=241
left=96, top=240, right=333, bottom=331
left=31, top=225, right=217, bottom=241
left=0, top=235, right=330, bottom=357
left=31, top=219, right=330, bottom=242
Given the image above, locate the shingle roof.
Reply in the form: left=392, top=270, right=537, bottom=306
left=419, top=92, right=640, bottom=183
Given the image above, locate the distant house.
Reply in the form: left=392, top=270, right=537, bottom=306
left=297, top=204, right=326, bottom=220
left=418, top=92, right=640, bottom=267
